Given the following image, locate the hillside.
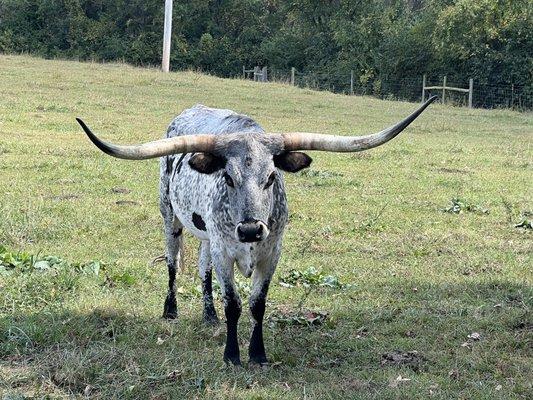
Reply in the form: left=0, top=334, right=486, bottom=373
left=0, top=55, right=532, bottom=399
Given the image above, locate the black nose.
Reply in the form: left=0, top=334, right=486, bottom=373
left=236, top=220, right=264, bottom=243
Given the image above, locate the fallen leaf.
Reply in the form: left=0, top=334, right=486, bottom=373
left=84, top=385, right=92, bottom=396
left=467, top=332, right=481, bottom=340
left=389, top=374, right=411, bottom=388
left=397, top=375, right=411, bottom=382
left=166, top=370, right=182, bottom=381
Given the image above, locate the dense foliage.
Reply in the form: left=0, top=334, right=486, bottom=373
left=0, top=0, right=531, bottom=89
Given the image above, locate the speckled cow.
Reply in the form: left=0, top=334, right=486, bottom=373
left=76, top=96, right=436, bottom=366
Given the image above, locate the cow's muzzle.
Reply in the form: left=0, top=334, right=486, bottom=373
left=235, top=219, right=269, bottom=243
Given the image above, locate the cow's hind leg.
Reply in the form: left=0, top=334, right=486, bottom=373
left=198, top=241, right=218, bottom=323
left=162, top=213, right=184, bottom=319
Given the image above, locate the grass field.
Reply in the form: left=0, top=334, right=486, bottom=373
left=0, top=55, right=531, bottom=399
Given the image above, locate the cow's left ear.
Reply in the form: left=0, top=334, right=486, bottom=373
left=189, top=153, right=226, bottom=174
left=273, top=151, right=313, bottom=173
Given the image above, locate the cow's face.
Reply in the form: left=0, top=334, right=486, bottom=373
left=189, top=137, right=312, bottom=243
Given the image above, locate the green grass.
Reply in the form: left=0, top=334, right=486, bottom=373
left=0, top=55, right=531, bottom=399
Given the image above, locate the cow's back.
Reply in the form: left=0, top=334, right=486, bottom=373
left=166, top=104, right=264, bottom=138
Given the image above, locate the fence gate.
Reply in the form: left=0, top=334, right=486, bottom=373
left=242, top=66, right=268, bottom=82
left=422, top=75, right=474, bottom=108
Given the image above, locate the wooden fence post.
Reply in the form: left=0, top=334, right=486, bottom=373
left=442, top=76, right=447, bottom=105
left=350, top=70, right=354, bottom=95
left=262, top=66, right=268, bottom=82
left=468, top=78, right=473, bottom=108
left=253, top=66, right=259, bottom=82
left=242, top=65, right=246, bottom=79
left=291, top=67, right=295, bottom=86
left=422, top=74, right=426, bottom=103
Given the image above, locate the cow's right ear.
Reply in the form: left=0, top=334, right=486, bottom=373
left=189, top=153, right=226, bottom=174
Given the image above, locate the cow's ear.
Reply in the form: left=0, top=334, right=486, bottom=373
left=274, top=152, right=313, bottom=173
left=189, top=153, right=226, bottom=174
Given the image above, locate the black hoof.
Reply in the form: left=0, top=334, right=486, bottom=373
left=249, top=355, right=268, bottom=366
left=163, top=295, right=178, bottom=319
left=224, top=354, right=242, bottom=366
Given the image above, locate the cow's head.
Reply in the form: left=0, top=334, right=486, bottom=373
left=77, top=96, right=436, bottom=243
left=187, top=136, right=312, bottom=242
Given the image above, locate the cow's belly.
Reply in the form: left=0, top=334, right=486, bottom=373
left=174, top=208, right=210, bottom=240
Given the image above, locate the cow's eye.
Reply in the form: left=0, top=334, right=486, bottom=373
left=223, top=172, right=234, bottom=187
left=265, top=172, right=276, bottom=189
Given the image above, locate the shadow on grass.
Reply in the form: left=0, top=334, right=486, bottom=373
left=0, top=280, right=531, bottom=399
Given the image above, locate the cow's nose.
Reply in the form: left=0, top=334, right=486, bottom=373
left=236, top=220, right=269, bottom=242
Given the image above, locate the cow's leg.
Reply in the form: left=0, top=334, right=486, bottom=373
left=198, top=241, right=218, bottom=323
left=212, top=248, right=241, bottom=365
left=162, top=211, right=183, bottom=319
left=248, top=250, right=280, bottom=365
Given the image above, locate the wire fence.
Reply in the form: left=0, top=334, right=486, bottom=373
left=261, top=67, right=533, bottom=111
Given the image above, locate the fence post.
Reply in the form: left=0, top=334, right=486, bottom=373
left=350, top=70, right=354, bottom=95
left=442, top=76, right=447, bottom=105
left=511, top=84, right=514, bottom=108
left=242, top=65, right=246, bottom=79
left=468, top=78, right=473, bottom=108
left=161, top=0, right=173, bottom=72
left=291, top=67, right=295, bottom=86
left=422, top=74, right=426, bottom=103
left=253, top=66, right=259, bottom=82
left=262, top=66, right=268, bottom=82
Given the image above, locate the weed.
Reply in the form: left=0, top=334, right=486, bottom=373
left=442, top=198, right=489, bottom=215
left=514, top=212, right=533, bottom=230
left=278, top=266, right=352, bottom=290
left=0, top=245, right=104, bottom=276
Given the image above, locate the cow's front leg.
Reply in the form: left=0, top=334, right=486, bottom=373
left=212, top=249, right=242, bottom=365
left=248, top=254, right=278, bottom=365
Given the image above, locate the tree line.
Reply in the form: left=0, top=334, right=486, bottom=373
left=0, top=0, right=531, bottom=92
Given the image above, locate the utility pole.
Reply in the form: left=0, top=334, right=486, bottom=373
left=162, top=0, right=173, bottom=73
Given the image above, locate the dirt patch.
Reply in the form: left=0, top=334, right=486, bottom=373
left=115, top=200, right=139, bottom=206
left=111, top=187, right=131, bottom=194
left=49, top=194, right=80, bottom=201
left=380, top=350, right=426, bottom=371
left=437, top=167, right=472, bottom=174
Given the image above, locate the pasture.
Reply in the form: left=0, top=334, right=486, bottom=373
left=0, top=55, right=531, bottom=399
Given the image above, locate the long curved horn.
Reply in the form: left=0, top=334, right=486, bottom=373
left=76, top=118, right=217, bottom=160
left=281, top=96, right=438, bottom=152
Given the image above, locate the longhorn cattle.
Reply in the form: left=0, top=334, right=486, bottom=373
left=76, top=96, right=437, bottom=366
